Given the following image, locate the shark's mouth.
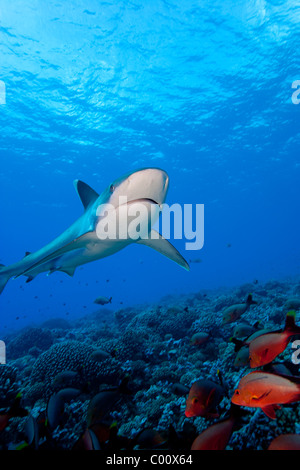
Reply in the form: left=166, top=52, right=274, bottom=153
left=117, top=197, right=161, bottom=208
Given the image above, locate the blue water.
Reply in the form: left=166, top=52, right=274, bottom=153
left=0, top=0, right=300, bottom=333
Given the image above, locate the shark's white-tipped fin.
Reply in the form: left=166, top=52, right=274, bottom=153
left=137, top=229, right=190, bottom=271
left=73, top=180, right=99, bottom=210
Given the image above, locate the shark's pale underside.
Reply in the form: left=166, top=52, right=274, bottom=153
left=0, top=168, right=189, bottom=294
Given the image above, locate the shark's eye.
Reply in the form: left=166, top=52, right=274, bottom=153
left=109, top=184, right=115, bottom=193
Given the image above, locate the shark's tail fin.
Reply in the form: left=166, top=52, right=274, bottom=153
left=0, top=265, right=10, bottom=294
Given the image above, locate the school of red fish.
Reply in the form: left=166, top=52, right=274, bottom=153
left=185, top=297, right=300, bottom=450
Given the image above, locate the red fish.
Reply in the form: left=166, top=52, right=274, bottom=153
left=268, top=434, right=300, bottom=450
left=190, top=332, right=209, bottom=346
left=0, top=393, right=28, bottom=432
left=0, top=414, right=9, bottom=432
left=191, top=405, right=242, bottom=450
left=222, top=294, right=257, bottom=324
left=185, top=379, right=224, bottom=418
left=249, top=310, right=300, bottom=368
left=73, top=422, right=118, bottom=450
left=231, top=371, right=300, bottom=419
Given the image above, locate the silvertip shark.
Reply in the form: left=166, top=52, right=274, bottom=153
left=0, top=168, right=189, bottom=294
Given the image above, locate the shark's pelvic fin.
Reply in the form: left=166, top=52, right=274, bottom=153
left=16, top=231, right=98, bottom=278
left=47, top=266, right=76, bottom=277
left=57, top=266, right=76, bottom=277
left=137, top=229, right=190, bottom=271
left=74, top=180, right=99, bottom=210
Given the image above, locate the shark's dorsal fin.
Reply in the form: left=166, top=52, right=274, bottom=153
left=73, top=180, right=99, bottom=210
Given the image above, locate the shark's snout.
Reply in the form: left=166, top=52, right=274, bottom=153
left=109, top=168, right=169, bottom=208
left=133, top=167, right=169, bottom=205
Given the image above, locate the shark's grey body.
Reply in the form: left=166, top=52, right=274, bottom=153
left=0, top=168, right=189, bottom=294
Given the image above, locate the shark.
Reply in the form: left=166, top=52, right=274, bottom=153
left=0, top=168, right=189, bottom=294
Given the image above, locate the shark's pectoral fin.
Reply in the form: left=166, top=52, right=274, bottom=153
left=137, top=229, right=190, bottom=271
left=74, top=180, right=99, bottom=210
left=16, top=231, right=99, bottom=278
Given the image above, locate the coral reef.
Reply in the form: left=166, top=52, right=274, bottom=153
left=5, top=328, right=54, bottom=360
left=0, top=365, right=19, bottom=407
left=1, top=277, right=300, bottom=450
left=28, top=340, right=121, bottom=400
